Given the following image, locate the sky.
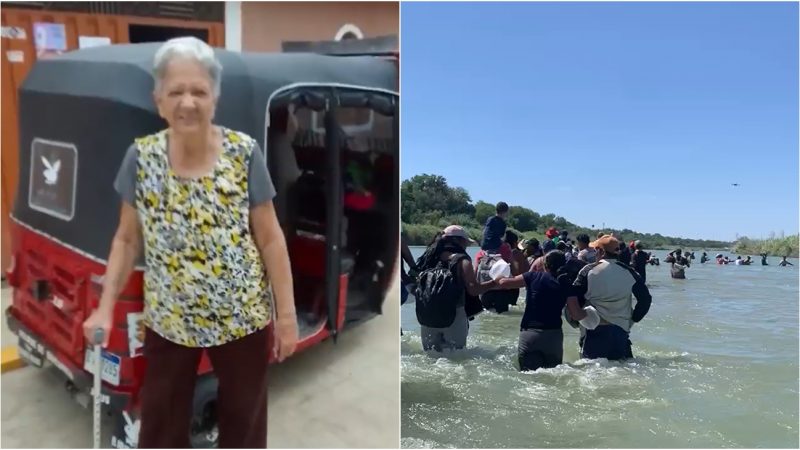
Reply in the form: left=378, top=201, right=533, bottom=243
left=401, top=1, right=799, bottom=241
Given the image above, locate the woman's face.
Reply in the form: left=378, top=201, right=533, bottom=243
left=154, top=57, right=217, bottom=134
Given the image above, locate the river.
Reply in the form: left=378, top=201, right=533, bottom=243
left=401, top=247, right=799, bottom=448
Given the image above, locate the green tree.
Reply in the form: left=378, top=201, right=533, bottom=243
left=474, top=201, right=495, bottom=226
left=401, top=172, right=735, bottom=249
left=401, top=174, right=474, bottom=224
left=553, top=216, right=570, bottom=229
left=508, top=206, right=539, bottom=232
left=402, top=174, right=462, bottom=221
left=448, top=187, right=475, bottom=216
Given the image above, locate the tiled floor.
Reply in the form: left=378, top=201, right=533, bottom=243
left=0, top=279, right=400, bottom=448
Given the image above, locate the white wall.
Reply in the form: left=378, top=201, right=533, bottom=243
left=224, top=1, right=242, bottom=51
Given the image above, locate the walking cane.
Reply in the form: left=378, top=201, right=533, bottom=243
left=92, top=328, right=105, bottom=449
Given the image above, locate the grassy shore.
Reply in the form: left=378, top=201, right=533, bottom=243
left=733, top=236, right=799, bottom=258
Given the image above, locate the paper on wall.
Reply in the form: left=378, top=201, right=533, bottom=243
left=79, top=35, right=111, bottom=49
left=1, top=26, right=26, bottom=40
left=6, top=50, right=24, bottom=63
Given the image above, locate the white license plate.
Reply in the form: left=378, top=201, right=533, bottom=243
left=83, top=347, right=121, bottom=386
left=17, top=329, right=46, bottom=368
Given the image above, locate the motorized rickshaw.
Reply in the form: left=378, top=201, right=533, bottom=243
left=4, top=42, right=398, bottom=448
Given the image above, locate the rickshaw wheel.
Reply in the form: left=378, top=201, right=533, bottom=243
left=190, top=376, right=219, bottom=448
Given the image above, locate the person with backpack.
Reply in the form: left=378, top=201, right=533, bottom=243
left=474, top=203, right=512, bottom=280
left=415, top=225, right=496, bottom=352
left=477, top=231, right=525, bottom=313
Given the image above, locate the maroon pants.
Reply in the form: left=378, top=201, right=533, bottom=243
left=138, top=327, right=270, bottom=448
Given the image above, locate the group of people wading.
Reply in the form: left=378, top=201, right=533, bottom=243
left=403, top=202, right=653, bottom=372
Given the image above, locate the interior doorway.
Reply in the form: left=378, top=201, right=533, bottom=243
left=128, top=24, right=209, bottom=43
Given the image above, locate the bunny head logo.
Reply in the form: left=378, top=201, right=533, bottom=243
left=41, top=156, right=61, bottom=185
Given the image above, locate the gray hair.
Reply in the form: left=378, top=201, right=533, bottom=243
left=152, top=36, right=222, bottom=96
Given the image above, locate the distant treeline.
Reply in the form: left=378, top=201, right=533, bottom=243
left=402, top=174, right=732, bottom=249
left=733, top=236, right=799, bottom=258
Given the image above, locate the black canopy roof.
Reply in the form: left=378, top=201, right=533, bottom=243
left=12, top=43, right=397, bottom=263
left=21, top=42, right=397, bottom=140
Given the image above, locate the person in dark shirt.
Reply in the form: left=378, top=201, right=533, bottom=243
left=700, top=252, right=709, bottom=264
left=779, top=256, right=794, bottom=267
left=760, top=253, right=768, bottom=265
left=665, top=248, right=690, bottom=278
left=400, top=232, right=417, bottom=305
left=575, top=233, right=597, bottom=263
left=665, top=249, right=690, bottom=265
left=480, top=202, right=509, bottom=252
left=496, top=250, right=570, bottom=371
left=618, top=241, right=632, bottom=265
left=631, top=240, right=650, bottom=283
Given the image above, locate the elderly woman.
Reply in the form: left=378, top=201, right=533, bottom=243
left=82, top=37, right=298, bottom=448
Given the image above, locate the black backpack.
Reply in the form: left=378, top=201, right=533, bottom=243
left=415, top=254, right=468, bottom=328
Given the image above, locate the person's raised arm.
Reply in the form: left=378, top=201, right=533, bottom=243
left=630, top=271, right=652, bottom=322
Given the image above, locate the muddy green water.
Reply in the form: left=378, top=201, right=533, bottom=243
left=401, top=248, right=799, bottom=448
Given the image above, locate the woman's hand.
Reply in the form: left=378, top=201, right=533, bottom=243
left=82, top=306, right=113, bottom=347
left=250, top=201, right=299, bottom=362
left=273, top=316, right=299, bottom=362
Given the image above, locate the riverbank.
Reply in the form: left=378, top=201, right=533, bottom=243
left=403, top=222, right=545, bottom=246
left=403, top=222, right=731, bottom=252
left=733, top=236, right=799, bottom=258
